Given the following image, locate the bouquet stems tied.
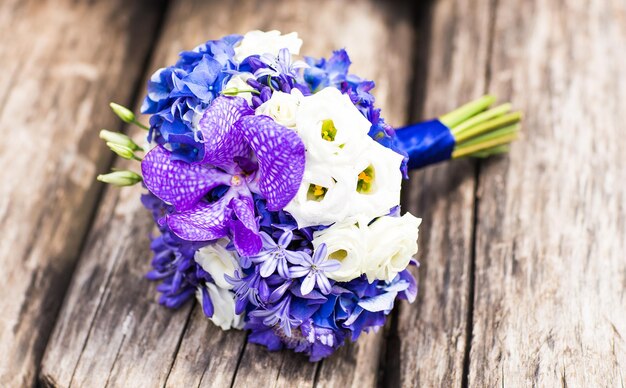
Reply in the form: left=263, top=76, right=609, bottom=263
left=440, top=95, right=522, bottom=159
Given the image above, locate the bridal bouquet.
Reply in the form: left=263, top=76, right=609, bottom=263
left=98, top=30, right=521, bottom=361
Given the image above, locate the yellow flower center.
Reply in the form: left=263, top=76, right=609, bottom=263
left=357, top=165, right=375, bottom=194
left=307, top=184, right=328, bottom=201
left=321, top=119, right=337, bottom=142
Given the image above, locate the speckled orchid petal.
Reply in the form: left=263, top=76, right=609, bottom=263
left=230, top=194, right=262, bottom=256
left=198, top=96, right=254, bottom=169
left=142, top=146, right=230, bottom=211
left=235, top=115, right=305, bottom=210
left=167, top=195, right=233, bottom=241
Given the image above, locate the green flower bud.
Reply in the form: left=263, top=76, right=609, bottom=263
left=99, top=130, right=140, bottom=151
left=106, top=142, right=136, bottom=160
left=109, top=102, right=136, bottom=124
left=97, top=170, right=142, bottom=186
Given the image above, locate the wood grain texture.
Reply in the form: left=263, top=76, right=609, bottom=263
left=0, top=0, right=164, bottom=386
left=469, top=0, right=626, bottom=386
left=41, top=0, right=416, bottom=387
left=387, top=0, right=493, bottom=386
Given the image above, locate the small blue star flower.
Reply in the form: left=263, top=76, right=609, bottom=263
left=289, top=244, right=341, bottom=295
left=248, top=230, right=304, bottom=278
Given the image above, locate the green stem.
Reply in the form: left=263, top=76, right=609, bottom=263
left=451, top=103, right=511, bottom=136
left=452, top=124, right=520, bottom=158
left=454, top=111, right=522, bottom=143
left=439, top=95, right=496, bottom=128
left=133, top=120, right=150, bottom=130
left=464, top=144, right=510, bottom=158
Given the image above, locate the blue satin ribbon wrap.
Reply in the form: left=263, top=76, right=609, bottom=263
left=395, top=119, right=456, bottom=170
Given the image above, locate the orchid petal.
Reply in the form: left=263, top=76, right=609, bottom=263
left=230, top=219, right=263, bottom=257
left=167, top=196, right=232, bottom=241
left=198, top=96, right=254, bottom=169
left=230, top=194, right=258, bottom=233
left=142, top=146, right=229, bottom=211
left=235, top=115, right=305, bottom=210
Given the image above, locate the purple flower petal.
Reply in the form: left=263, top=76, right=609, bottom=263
left=289, top=266, right=311, bottom=278
left=230, top=218, right=263, bottom=256
left=142, top=146, right=230, bottom=211
left=278, top=229, right=293, bottom=247
left=316, top=274, right=332, bottom=295
left=230, top=194, right=258, bottom=233
left=198, top=96, right=254, bottom=169
left=167, top=196, right=232, bottom=241
left=260, top=257, right=278, bottom=278
left=285, top=250, right=306, bottom=265
left=319, top=259, right=342, bottom=272
left=235, top=115, right=305, bottom=210
left=357, top=291, right=397, bottom=313
left=301, top=273, right=316, bottom=295
left=200, top=286, right=214, bottom=317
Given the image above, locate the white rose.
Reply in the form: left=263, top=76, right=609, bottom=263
left=348, top=139, right=404, bottom=220
left=294, top=87, right=371, bottom=164
left=196, top=283, right=245, bottom=330
left=223, top=72, right=255, bottom=104
left=194, top=239, right=241, bottom=289
left=312, top=219, right=369, bottom=282
left=234, top=30, right=303, bottom=62
left=364, top=213, right=421, bottom=282
left=255, top=89, right=303, bottom=129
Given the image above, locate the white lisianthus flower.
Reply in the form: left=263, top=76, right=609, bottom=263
left=364, top=213, right=421, bottom=282
left=312, top=219, right=369, bottom=282
left=223, top=72, right=255, bottom=104
left=255, top=89, right=303, bottom=129
left=194, top=239, right=240, bottom=290
left=348, top=140, right=404, bottom=220
left=284, top=162, right=355, bottom=227
left=234, top=30, right=302, bottom=62
left=294, top=87, right=371, bottom=164
left=286, top=87, right=402, bottom=228
left=312, top=213, right=421, bottom=283
left=196, top=283, right=245, bottom=330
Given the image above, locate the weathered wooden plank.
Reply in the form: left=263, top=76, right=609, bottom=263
left=469, top=0, right=626, bottom=386
left=0, top=0, right=164, bottom=386
left=41, top=0, right=417, bottom=386
left=387, top=0, right=494, bottom=386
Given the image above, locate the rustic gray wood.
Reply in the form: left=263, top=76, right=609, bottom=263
left=468, top=0, right=626, bottom=386
left=388, top=0, right=493, bottom=386
left=0, top=0, right=164, bottom=386
left=41, top=0, right=416, bottom=386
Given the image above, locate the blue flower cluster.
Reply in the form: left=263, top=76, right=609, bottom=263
left=141, top=35, right=242, bottom=163
left=144, top=190, right=417, bottom=361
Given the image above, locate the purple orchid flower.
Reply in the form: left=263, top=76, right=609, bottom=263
left=141, top=96, right=305, bottom=257
left=289, top=244, right=341, bottom=295
left=249, top=230, right=304, bottom=278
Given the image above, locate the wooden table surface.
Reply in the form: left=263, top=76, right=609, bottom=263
left=2, top=0, right=625, bottom=386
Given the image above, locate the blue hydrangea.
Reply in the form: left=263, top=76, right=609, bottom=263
left=141, top=35, right=242, bottom=163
